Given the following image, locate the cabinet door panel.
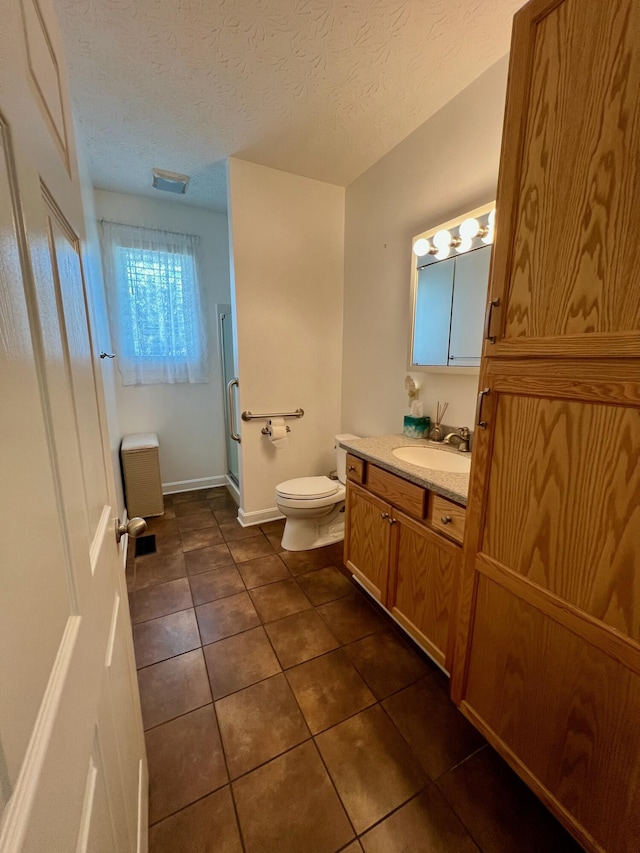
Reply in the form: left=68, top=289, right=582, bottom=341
left=482, top=390, right=640, bottom=642
left=465, top=576, right=640, bottom=853
left=490, top=0, right=640, bottom=356
left=389, top=512, right=459, bottom=670
left=344, top=482, right=391, bottom=603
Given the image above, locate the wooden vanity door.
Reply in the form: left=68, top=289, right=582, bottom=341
left=344, top=482, right=392, bottom=604
left=453, top=368, right=640, bottom=853
left=387, top=510, right=460, bottom=672
left=484, top=0, right=640, bottom=359
left=451, top=1, right=640, bottom=851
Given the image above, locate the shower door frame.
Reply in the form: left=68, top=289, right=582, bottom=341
left=217, top=304, right=240, bottom=493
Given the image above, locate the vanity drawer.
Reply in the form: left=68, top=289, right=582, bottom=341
left=345, top=453, right=366, bottom=484
left=366, top=464, right=427, bottom=520
left=429, top=494, right=466, bottom=543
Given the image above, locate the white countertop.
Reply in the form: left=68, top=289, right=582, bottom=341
left=339, top=434, right=470, bottom=506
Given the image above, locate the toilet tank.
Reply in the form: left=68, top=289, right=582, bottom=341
left=335, top=434, right=360, bottom=484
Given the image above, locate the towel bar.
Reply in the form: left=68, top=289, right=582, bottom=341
left=241, top=408, right=304, bottom=421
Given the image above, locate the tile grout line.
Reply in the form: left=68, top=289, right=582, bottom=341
left=432, top=757, right=489, bottom=853
left=311, top=731, right=360, bottom=845
left=435, top=743, right=488, bottom=781
left=132, top=602, right=195, bottom=628
left=140, top=492, right=439, bottom=848
left=140, top=491, right=574, bottom=851
left=354, top=783, right=434, bottom=844
left=142, top=695, right=212, bottom=734
left=209, top=692, right=248, bottom=853
left=142, top=491, right=248, bottom=847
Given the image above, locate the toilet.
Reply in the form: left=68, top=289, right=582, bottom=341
left=275, top=433, right=359, bottom=552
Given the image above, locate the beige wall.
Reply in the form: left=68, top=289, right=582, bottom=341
left=94, top=190, right=231, bottom=491
left=227, top=158, right=344, bottom=521
left=342, top=56, right=509, bottom=435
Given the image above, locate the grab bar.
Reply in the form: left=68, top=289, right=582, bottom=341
left=241, top=408, right=304, bottom=421
left=227, top=378, right=241, bottom=443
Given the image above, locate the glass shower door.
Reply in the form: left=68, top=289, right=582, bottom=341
left=219, top=309, right=239, bottom=486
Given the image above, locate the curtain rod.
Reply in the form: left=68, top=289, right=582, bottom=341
left=98, top=218, right=200, bottom=241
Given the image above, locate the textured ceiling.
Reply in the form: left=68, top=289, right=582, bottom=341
left=54, top=0, right=523, bottom=212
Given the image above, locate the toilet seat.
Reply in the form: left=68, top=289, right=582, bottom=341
left=276, top=476, right=339, bottom=501
left=276, top=478, right=345, bottom=512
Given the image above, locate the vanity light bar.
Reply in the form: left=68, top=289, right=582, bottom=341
left=412, top=203, right=496, bottom=260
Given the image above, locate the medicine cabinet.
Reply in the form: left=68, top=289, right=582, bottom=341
left=410, top=203, right=494, bottom=371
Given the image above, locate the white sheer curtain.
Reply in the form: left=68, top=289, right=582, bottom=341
left=100, top=221, right=208, bottom=385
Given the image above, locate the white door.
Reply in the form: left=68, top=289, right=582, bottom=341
left=0, top=0, right=147, bottom=851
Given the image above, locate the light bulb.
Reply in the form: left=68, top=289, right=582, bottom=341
left=481, top=227, right=494, bottom=245
left=488, top=209, right=496, bottom=228
left=432, top=229, right=451, bottom=250
left=413, top=238, right=430, bottom=257
left=455, top=237, right=473, bottom=253
left=459, top=218, right=479, bottom=240
left=434, top=246, right=450, bottom=260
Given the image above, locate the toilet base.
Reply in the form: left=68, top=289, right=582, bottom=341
left=280, top=509, right=346, bottom=552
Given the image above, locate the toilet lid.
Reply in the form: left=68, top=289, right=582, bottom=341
left=276, top=476, right=339, bottom=500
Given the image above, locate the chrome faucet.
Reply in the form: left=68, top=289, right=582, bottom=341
left=442, top=426, right=471, bottom=452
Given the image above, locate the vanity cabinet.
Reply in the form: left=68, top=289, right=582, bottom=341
left=344, top=458, right=464, bottom=672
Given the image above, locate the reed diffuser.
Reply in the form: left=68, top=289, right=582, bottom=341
left=431, top=401, right=448, bottom=441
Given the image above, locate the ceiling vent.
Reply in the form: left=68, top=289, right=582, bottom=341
left=151, top=168, right=190, bottom=194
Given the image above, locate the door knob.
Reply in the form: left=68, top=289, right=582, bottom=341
left=115, top=517, right=147, bottom=544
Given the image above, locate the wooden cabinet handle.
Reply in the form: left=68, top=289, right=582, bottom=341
left=348, top=465, right=356, bottom=471
left=440, top=515, right=452, bottom=524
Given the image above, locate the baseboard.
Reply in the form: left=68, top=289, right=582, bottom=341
left=162, top=475, right=227, bottom=495
left=238, top=506, right=285, bottom=528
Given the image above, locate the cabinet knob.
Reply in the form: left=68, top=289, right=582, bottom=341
left=380, top=512, right=389, bottom=520
left=348, top=465, right=356, bottom=471
left=440, top=515, right=452, bottom=525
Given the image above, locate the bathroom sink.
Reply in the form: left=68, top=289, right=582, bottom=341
left=392, top=446, right=471, bottom=473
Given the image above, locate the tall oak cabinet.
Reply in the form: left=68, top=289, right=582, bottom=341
left=450, top=1, right=640, bottom=851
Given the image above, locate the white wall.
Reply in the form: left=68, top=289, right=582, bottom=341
left=227, top=158, right=344, bottom=521
left=342, top=56, right=509, bottom=435
left=94, top=190, right=231, bottom=491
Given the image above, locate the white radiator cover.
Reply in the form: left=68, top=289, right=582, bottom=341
left=121, top=433, right=164, bottom=518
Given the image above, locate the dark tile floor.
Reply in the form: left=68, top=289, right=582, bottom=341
left=127, top=487, right=583, bottom=853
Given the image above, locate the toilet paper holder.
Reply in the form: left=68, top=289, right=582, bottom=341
left=261, top=424, right=291, bottom=435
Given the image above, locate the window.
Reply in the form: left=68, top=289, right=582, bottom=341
left=100, top=221, right=208, bottom=385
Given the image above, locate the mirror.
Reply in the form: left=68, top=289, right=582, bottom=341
left=410, top=203, right=494, bottom=371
